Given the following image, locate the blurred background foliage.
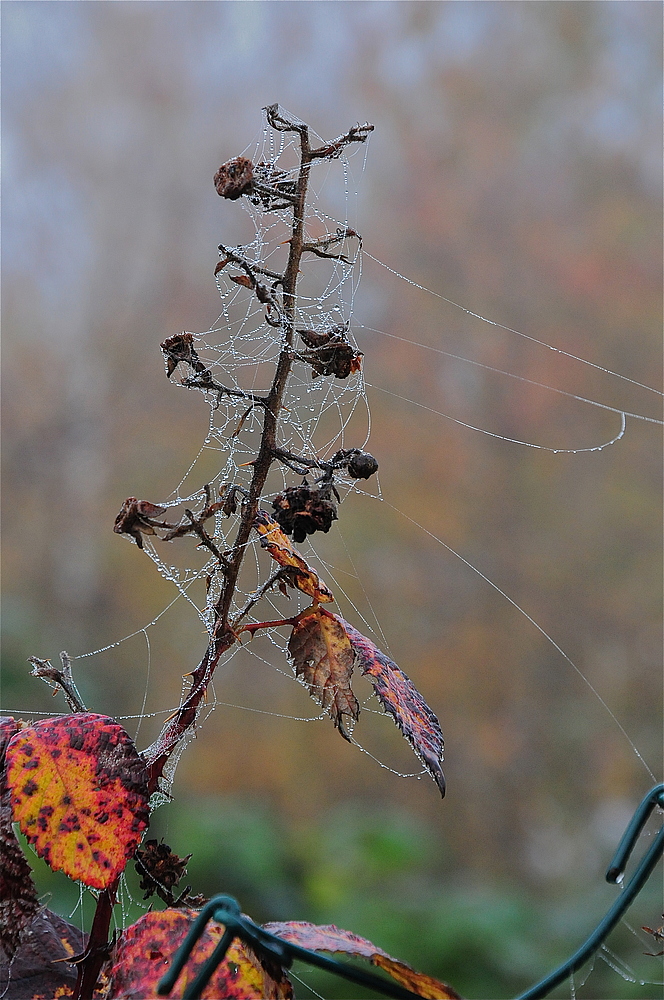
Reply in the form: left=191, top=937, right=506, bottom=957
left=2, top=3, right=662, bottom=998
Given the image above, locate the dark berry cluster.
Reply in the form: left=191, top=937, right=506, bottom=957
left=272, top=486, right=338, bottom=544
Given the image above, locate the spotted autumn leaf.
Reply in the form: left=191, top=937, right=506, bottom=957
left=5, top=714, right=149, bottom=890
left=254, top=510, right=334, bottom=603
left=264, top=921, right=461, bottom=999
left=108, top=909, right=293, bottom=1000
left=0, top=718, right=39, bottom=961
left=287, top=608, right=359, bottom=739
left=340, top=617, right=446, bottom=797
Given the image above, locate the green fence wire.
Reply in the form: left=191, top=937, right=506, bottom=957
left=158, top=783, right=664, bottom=1000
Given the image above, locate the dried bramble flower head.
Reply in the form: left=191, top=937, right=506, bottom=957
left=296, top=325, right=362, bottom=379
left=160, top=332, right=198, bottom=378
left=135, top=839, right=190, bottom=897
left=272, top=485, right=338, bottom=544
left=213, top=157, right=254, bottom=200
left=113, top=498, right=169, bottom=548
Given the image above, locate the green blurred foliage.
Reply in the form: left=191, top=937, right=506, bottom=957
left=25, top=794, right=660, bottom=998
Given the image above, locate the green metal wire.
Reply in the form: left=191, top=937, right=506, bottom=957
left=157, top=785, right=663, bottom=1000
left=516, top=784, right=664, bottom=1000
left=157, top=895, right=431, bottom=1000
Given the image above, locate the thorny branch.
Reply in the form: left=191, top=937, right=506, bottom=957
left=117, top=106, right=375, bottom=791
left=81, top=107, right=380, bottom=1000
left=140, top=107, right=315, bottom=787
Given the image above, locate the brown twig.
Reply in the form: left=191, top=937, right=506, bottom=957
left=143, top=107, right=324, bottom=789
left=231, top=567, right=301, bottom=629
left=161, top=485, right=231, bottom=570
left=28, top=651, right=86, bottom=713
left=141, top=109, right=375, bottom=792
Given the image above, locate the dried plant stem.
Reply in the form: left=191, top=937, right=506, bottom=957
left=77, top=108, right=373, bottom=1000
left=144, top=110, right=316, bottom=792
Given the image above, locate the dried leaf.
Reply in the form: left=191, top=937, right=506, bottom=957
left=113, top=497, right=170, bottom=548
left=160, top=332, right=199, bottom=379
left=0, top=718, right=39, bottom=960
left=0, top=908, right=88, bottom=1000
left=254, top=511, right=334, bottom=603
left=230, top=274, right=254, bottom=288
left=264, top=921, right=461, bottom=999
left=288, top=610, right=359, bottom=739
left=341, top=619, right=446, bottom=797
left=109, top=910, right=292, bottom=999
left=6, top=714, right=150, bottom=889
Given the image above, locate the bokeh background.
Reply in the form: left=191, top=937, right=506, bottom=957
left=2, top=3, right=662, bottom=998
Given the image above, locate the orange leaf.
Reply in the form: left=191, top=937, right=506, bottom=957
left=254, top=511, right=334, bottom=603
left=6, top=714, right=149, bottom=889
left=339, top=618, right=446, bottom=797
left=109, top=909, right=292, bottom=999
left=288, top=609, right=359, bottom=738
left=264, top=921, right=461, bottom=999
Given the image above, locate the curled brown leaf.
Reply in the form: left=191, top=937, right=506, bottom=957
left=254, top=512, right=334, bottom=603
left=288, top=609, right=359, bottom=739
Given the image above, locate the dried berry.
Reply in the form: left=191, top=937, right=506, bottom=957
left=330, top=448, right=379, bottom=479
left=272, top=486, right=338, bottom=544
left=213, top=157, right=254, bottom=200
left=134, top=839, right=190, bottom=899
left=134, top=839, right=206, bottom=908
left=347, top=450, right=379, bottom=479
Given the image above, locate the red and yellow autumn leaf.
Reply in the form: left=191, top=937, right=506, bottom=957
left=287, top=609, right=359, bottom=738
left=254, top=511, right=334, bottom=603
left=338, top=617, right=446, bottom=797
left=264, top=921, right=461, bottom=999
left=108, top=909, right=292, bottom=1000
left=5, top=714, right=149, bottom=890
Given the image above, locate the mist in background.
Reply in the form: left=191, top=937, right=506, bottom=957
left=2, top=3, right=662, bottom=997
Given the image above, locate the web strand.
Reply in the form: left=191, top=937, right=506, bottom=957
left=375, top=496, right=657, bottom=783
left=363, top=251, right=664, bottom=398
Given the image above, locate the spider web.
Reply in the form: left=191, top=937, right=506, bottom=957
left=7, top=106, right=662, bottom=998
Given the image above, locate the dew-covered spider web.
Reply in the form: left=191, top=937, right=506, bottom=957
left=8, top=106, right=663, bottom=998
